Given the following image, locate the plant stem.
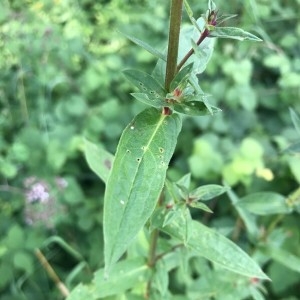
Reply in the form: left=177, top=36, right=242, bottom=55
left=35, top=248, right=70, bottom=297
left=165, top=0, right=184, bottom=91
left=147, top=229, right=159, bottom=267
left=176, top=28, right=209, bottom=72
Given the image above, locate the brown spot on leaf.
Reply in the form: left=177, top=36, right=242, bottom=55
left=104, top=159, right=112, bottom=170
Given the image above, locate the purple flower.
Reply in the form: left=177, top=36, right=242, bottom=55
left=25, top=182, right=50, bottom=203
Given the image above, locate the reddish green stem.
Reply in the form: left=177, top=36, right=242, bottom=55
left=165, top=0, right=184, bottom=91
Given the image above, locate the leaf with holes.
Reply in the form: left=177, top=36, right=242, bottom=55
left=173, top=100, right=221, bottom=116
left=123, top=69, right=166, bottom=107
left=104, top=107, right=182, bottom=271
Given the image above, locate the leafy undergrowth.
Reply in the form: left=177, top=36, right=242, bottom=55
left=0, top=0, right=300, bottom=299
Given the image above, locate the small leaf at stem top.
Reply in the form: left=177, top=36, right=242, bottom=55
left=209, top=27, right=262, bottom=41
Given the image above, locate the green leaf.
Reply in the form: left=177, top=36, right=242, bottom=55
left=152, top=260, right=169, bottom=297
left=120, top=31, right=166, bottom=61
left=123, top=69, right=166, bottom=107
left=237, top=192, right=293, bottom=215
left=176, top=173, right=191, bottom=189
left=104, top=108, right=182, bottom=270
left=189, top=201, right=213, bottom=213
left=208, top=0, right=217, bottom=11
left=176, top=184, right=190, bottom=200
left=170, top=63, right=193, bottom=91
left=178, top=21, right=215, bottom=74
left=160, top=206, right=192, bottom=244
left=165, top=179, right=181, bottom=203
left=263, top=247, right=300, bottom=273
left=210, top=27, right=262, bottom=41
left=189, top=184, right=227, bottom=201
left=130, top=92, right=164, bottom=108
left=289, top=108, right=300, bottom=136
left=153, top=210, right=269, bottom=280
left=217, top=14, right=238, bottom=25
left=173, top=100, right=221, bottom=116
left=67, top=258, right=150, bottom=299
left=283, top=141, right=300, bottom=154
left=66, top=283, right=92, bottom=300
left=286, top=187, right=300, bottom=209
left=83, top=138, right=114, bottom=184
left=163, top=208, right=179, bottom=227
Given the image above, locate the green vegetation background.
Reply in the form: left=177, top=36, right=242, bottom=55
left=0, top=0, right=299, bottom=299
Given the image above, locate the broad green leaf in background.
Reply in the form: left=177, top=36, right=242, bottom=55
left=123, top=69, right=166, bottom=108
left=67, top=258, right=150, bottom=300
left=83, top=138, right=114, bottom=184
left=237, top=192, right=293, bottom=215
left=263, top=247, right=300, bottom=274
left=209, top=27, right=262, bottom=41
left=152, top=209, right=269, bottom=280
left=104, top=108, right=182, bottom=270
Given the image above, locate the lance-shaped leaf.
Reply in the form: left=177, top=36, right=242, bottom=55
left=226, top=186, right=259, bottom=238
left=120, top=31, right=166, bottom=62
left=237, top=192, right=293, bottom=215
left=83, top=138, right=114, bottom=184
left=67, top=258, right=150, bottom=299
left=123, top=69, right=166, bottom=107
left=173, top=100, right=221, bottom=116
left=104, top=108, right=182, bottom=271
left=209, top=27, right=262, bottom=41
left=189, top=184, right=227, bottom=201
left=130, top=92, right=164, bottom=108
left=152, top=209, right=269, bottom=280
left=170, top=63, right=193, bottom=91
left=189, top=201, right=213, bottom=213
left=262, top=247, right=300, bottom=274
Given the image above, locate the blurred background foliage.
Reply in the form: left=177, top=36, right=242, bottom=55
left=0, top=0, right=299, bottom=299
